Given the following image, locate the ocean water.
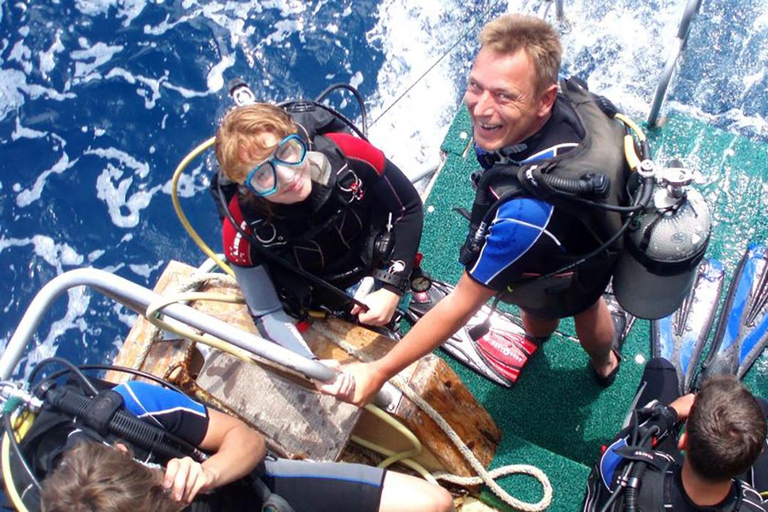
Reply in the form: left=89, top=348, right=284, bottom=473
left=1, top=0, right=767, bottom=380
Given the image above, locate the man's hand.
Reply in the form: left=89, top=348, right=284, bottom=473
left=351, top=288, right=400, bottom=326
left=316, top=360, right=388, bottom=407
left=164, top=456, right=218, bottom=504
left=669, top=393, right=695, bottom=422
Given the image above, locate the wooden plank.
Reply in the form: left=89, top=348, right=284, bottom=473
left=196, top=350, right=362, bottom=461
left=304, top=318, right=501, bottom=477
left=111, top=260, right=500, bottom=476
left=106, top=261, right=199, bottom=384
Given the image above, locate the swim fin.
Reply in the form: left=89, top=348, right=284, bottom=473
left=604, top=280, right=636, bottom=351
left=699, top=244, right=768, bottom=382
left=406, top=279, right=637, bottom=387
left=406, top=280, right=529, bottom=387
left=651, top=258, right=725, bottom=394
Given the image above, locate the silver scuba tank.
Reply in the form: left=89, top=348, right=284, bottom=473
left=613, top=159, right=712, bottom=320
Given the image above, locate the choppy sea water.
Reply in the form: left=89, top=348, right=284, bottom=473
left=1, top=0, right=767, bottom=379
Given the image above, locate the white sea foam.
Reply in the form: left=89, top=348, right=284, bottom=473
left=9, top=38, right=32, bottom=74
left=71, top=42, right=124, bottom=80
left=86, top=147, right=162, bottom=228
left=207, top=54, right=236, bottom=93
left=129, top=260, right=164, bottom=278
left=75, top=0, right=148, bottom=27
left=95, top=164, right=162, bottom=228
left=105, top=68, right=165, bottom=108
left=163, top=162, right=208, bottom=198
left=365, top=0, right=466, bottom=173
left=12, top=116, right=47, bottom=140
left=0, top=235, right=90, bottom=377
left=16, top=152, right=78, bottom=208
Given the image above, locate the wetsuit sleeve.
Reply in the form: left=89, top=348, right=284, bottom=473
left=231, top=264, right=315, bottom=359
left=114, top=381, right=209, bottom=447
left=220, top=196, right=314, bottom=357
left=326, top=132, right=424, bottom=294
left=466, top=196, right=558, bottom=290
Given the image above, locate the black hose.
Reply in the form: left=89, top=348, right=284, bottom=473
left=279, top=100, right=368, bottom=141
left=45, top=387, right=208, bottom=463
left=623, top=462, right=647, bottom=512
left=36, top=365, right=187, bottom=396
left=313, top=83, right=368, bottom=137
left=28, top=357, right=99, bottom=397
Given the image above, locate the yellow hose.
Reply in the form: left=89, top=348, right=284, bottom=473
left=171, top=137, right=234, bottom=278
left=145, top=292, right=255, bottom=363
left=2, top=410, right=35, bottom=512
left=615, top=113, right=648, bottom=172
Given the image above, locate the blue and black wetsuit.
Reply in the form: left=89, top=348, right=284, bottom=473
left=466, top=97, right=616, bottom=319
left=87, top=382, right=387, bottom=512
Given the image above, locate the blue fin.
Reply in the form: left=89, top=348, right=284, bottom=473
left=700, top=244, right=768, bottom=382
left=651, top=258, right=724, bottom=393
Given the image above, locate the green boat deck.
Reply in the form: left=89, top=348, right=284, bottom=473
left=418, top=107, right=768, bottom=510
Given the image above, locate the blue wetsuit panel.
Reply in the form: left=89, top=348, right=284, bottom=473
left=114, top=381, right=209, bottom=446
left=468, top=197, right=556, bottom=289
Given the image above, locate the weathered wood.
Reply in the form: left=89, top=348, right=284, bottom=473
left=106, top=261, right=200, bottom=384
left=304, top=318, right=501, bottom=477
left=112, top=260, right=500, bottom=477
left=197, top=350, right=362, bottom=461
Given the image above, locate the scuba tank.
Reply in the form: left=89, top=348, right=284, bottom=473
left=613, top=159, right=712, bottom=319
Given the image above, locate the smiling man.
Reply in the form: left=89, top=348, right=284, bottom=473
left=321, top=14, right=629, bottom=405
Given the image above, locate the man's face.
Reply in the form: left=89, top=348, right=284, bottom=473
left=464, top=47, right=554, bottom=151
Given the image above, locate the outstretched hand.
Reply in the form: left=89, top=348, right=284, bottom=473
left=351, top=288, right=400, bottom=326
left=164, top=456, right=218, bottom=504
left=316, top=359, right=388, bottom=407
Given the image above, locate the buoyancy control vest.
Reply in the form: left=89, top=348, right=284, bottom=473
left=459, top=77, right=630, bottom=289
left=586, top=453, right=761, bottom=512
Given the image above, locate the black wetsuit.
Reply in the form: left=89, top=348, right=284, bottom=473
left=221, top=132, right=423, bottom=356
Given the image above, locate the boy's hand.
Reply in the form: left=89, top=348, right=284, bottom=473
left=164, top=457, right=218, bottom=504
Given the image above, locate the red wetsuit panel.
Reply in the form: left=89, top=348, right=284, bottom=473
left=222, top=196, right=254, bottom=266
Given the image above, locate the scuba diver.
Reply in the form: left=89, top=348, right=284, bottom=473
left=5, top=359, right=453, bottom=512
left=582, top=357, right=768, bottom=511
left=213, top=95, right=423, bottom=359
left=320, top=13, right=711, bottom=404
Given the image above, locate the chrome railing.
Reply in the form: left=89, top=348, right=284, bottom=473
left=0, top=268, right=397, bottom=408
left=647, top=0, right=703, bottom=126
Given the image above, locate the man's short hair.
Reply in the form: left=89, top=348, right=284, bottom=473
left=215, top=103, right=296, bottom=184
left=41, top=442, right=181, bottom=512
left=479, top=14, right=562, bottom=94
left=686, top=375, right=767, bottom=481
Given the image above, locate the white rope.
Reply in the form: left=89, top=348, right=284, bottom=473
left=312, top=323, right=553, bottom=512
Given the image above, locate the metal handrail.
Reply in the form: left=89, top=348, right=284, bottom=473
left=0, top=268, right=394, bottom=407
left=525, top=0, right=565, bottom=21
left=647, top=0, right=703, bottom=126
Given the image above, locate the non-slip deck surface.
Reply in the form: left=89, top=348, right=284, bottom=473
left=418, top=107, right=768, bottom=510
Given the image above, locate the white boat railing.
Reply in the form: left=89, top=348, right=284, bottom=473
left=0, top=268, right=396, bottom=408
left=647, top=0, right=703, bottom=126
